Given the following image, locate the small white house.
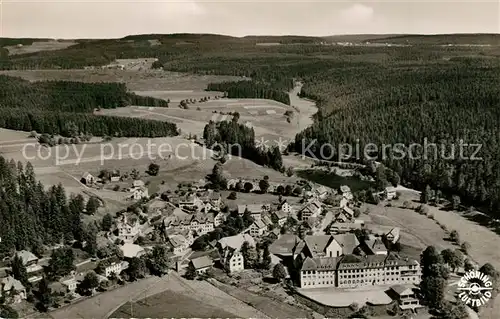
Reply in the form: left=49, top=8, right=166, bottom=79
left=190, top=256, right=213, bottom=274
left=385, top=186, right=397, bottom=200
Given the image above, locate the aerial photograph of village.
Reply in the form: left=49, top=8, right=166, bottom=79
left=0, top=1, right=499, bottom=319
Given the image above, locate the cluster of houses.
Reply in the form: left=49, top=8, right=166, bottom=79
left=80, top=172, right=149, bottom=200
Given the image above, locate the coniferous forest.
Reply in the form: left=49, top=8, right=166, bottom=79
left=1, top=34, right=500, bottom=213
left=206, top=80, right=291, bottom=105
left=0, top=75, right=176, bottom=137
left=0, top=157, right=82, bottom=255
left=203, top=120, right=284, bottom=172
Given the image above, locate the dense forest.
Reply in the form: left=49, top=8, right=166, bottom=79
left=0, top=157, right=83, bottom=255
left=2, top=34, right=500, bottom=213
left=0, top=76, right=177, bottom=137
left=203, top=119, right=284, bottom=172
left=206, top=80, right=291, bottom=105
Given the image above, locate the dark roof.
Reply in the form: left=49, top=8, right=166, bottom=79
left=269, top=234, right=300, bottom=256
left=191, top=256, right=213, bottom=270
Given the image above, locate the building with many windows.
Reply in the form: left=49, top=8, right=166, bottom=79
left=300, top=253, right=421, bottom=289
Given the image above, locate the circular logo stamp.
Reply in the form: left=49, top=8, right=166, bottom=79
left=457, top=270, right=493, bottom=307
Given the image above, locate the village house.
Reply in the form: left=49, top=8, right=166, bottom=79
left=16, top=250, right=41, bottom=273
left=278, top=200, right=292, bottom=213
left=1, top=276, right=26, bottom=304
left=385, top=186, right=397, bottom=200
left=271, top=210, right=288, bottom=227
left=190, top=213, right=215, bottom=235
left=80, top=172, right=95, bottom=185
left=300, top=253, right=421, bottom=289
left=190, top=256, right=213, bottom=275
left=314, top=185, right=330, bottom=200
left=60, top=276, right=78, bottom=292
left=104, top=260, right=129, bottom=277
left=208, top=192, right=222, bottom=210
left=340, top=197, right=349, bottom=208
left=387, top=285, right=423, bottom=310
left=214, top=211, right=229, bottom=227
left=362, top=236, right=388, bottom=255
left=298, top=199, right=322, bottom=221
left=248, top=219, right=268, bottom=237
left=131, top=186, right=149, bottom=200
left=218, top=234, right=255, bottom=273
left=339, top=185, right=353, bottom=201
left=238, top=204, right=265, bottom=220
left=116, top=215, right=140, bottom=243
left=385, top=227, right=400, bottom=244
left=178, top=193, right=204, bottom=211
left=168, top=234, right=191, bottom=255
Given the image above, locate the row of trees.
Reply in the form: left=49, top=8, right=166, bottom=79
left=0, top=108, right=178, bottom=138
left=206, top=80, right=291, bottom=105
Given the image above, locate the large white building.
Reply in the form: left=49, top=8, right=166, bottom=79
left=300, top=254, right=421, bottom=289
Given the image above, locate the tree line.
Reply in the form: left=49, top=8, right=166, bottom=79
left=0, top=75, right=176, bottom=137
left=206, top=80, right=291, bottom=105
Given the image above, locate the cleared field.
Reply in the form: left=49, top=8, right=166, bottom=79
left=100, top=96, right=304, bottom=142
left=0, top=70, right=244, bottom=91
left=4, top=41, right=77, bottom=55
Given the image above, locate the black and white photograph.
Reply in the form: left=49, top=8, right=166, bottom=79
left=0, top=1, right=499, bottom=318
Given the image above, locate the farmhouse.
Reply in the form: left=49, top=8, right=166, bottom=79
left=80, top=172, right=95, bottom=185
left=248, top=219, right=268, bottom=237
left=130, top=186, right=149, bottom=200
left=271, top=210, right=288, bottom=226
left=16, top=250, right=41, bottom=273
left=238, top=204, right=265, bottom=220
left=298, top=200, right=322, bottom=221
left=361, top=236, right=388, bottom=256
left=385, top=227, right=400, bottom=244
left=1, top=276, right=26, bottom=304
left=387, top=285, right=422, bottom=310
left=385, top=186, right=397, bottom=200
left=168, top=234, right=191, bottom=255
left=277, top=200, right=292, bottom=213
left=190, top=256, right=213, bottom=274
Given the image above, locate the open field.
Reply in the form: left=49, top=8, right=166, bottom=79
left=0, top=69, right=245, bottom=91
left=104, top=83, right=317, bottom=143
left=4, top=40, right=77, bottom=55
left=51, top=272, right=266, bottom=319
left=208, top=279, right=310, bottom=318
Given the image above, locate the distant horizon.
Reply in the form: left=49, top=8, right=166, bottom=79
left=2, top=32, right=500, bottom=41
left=3, top=1, right=498, bottom=39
